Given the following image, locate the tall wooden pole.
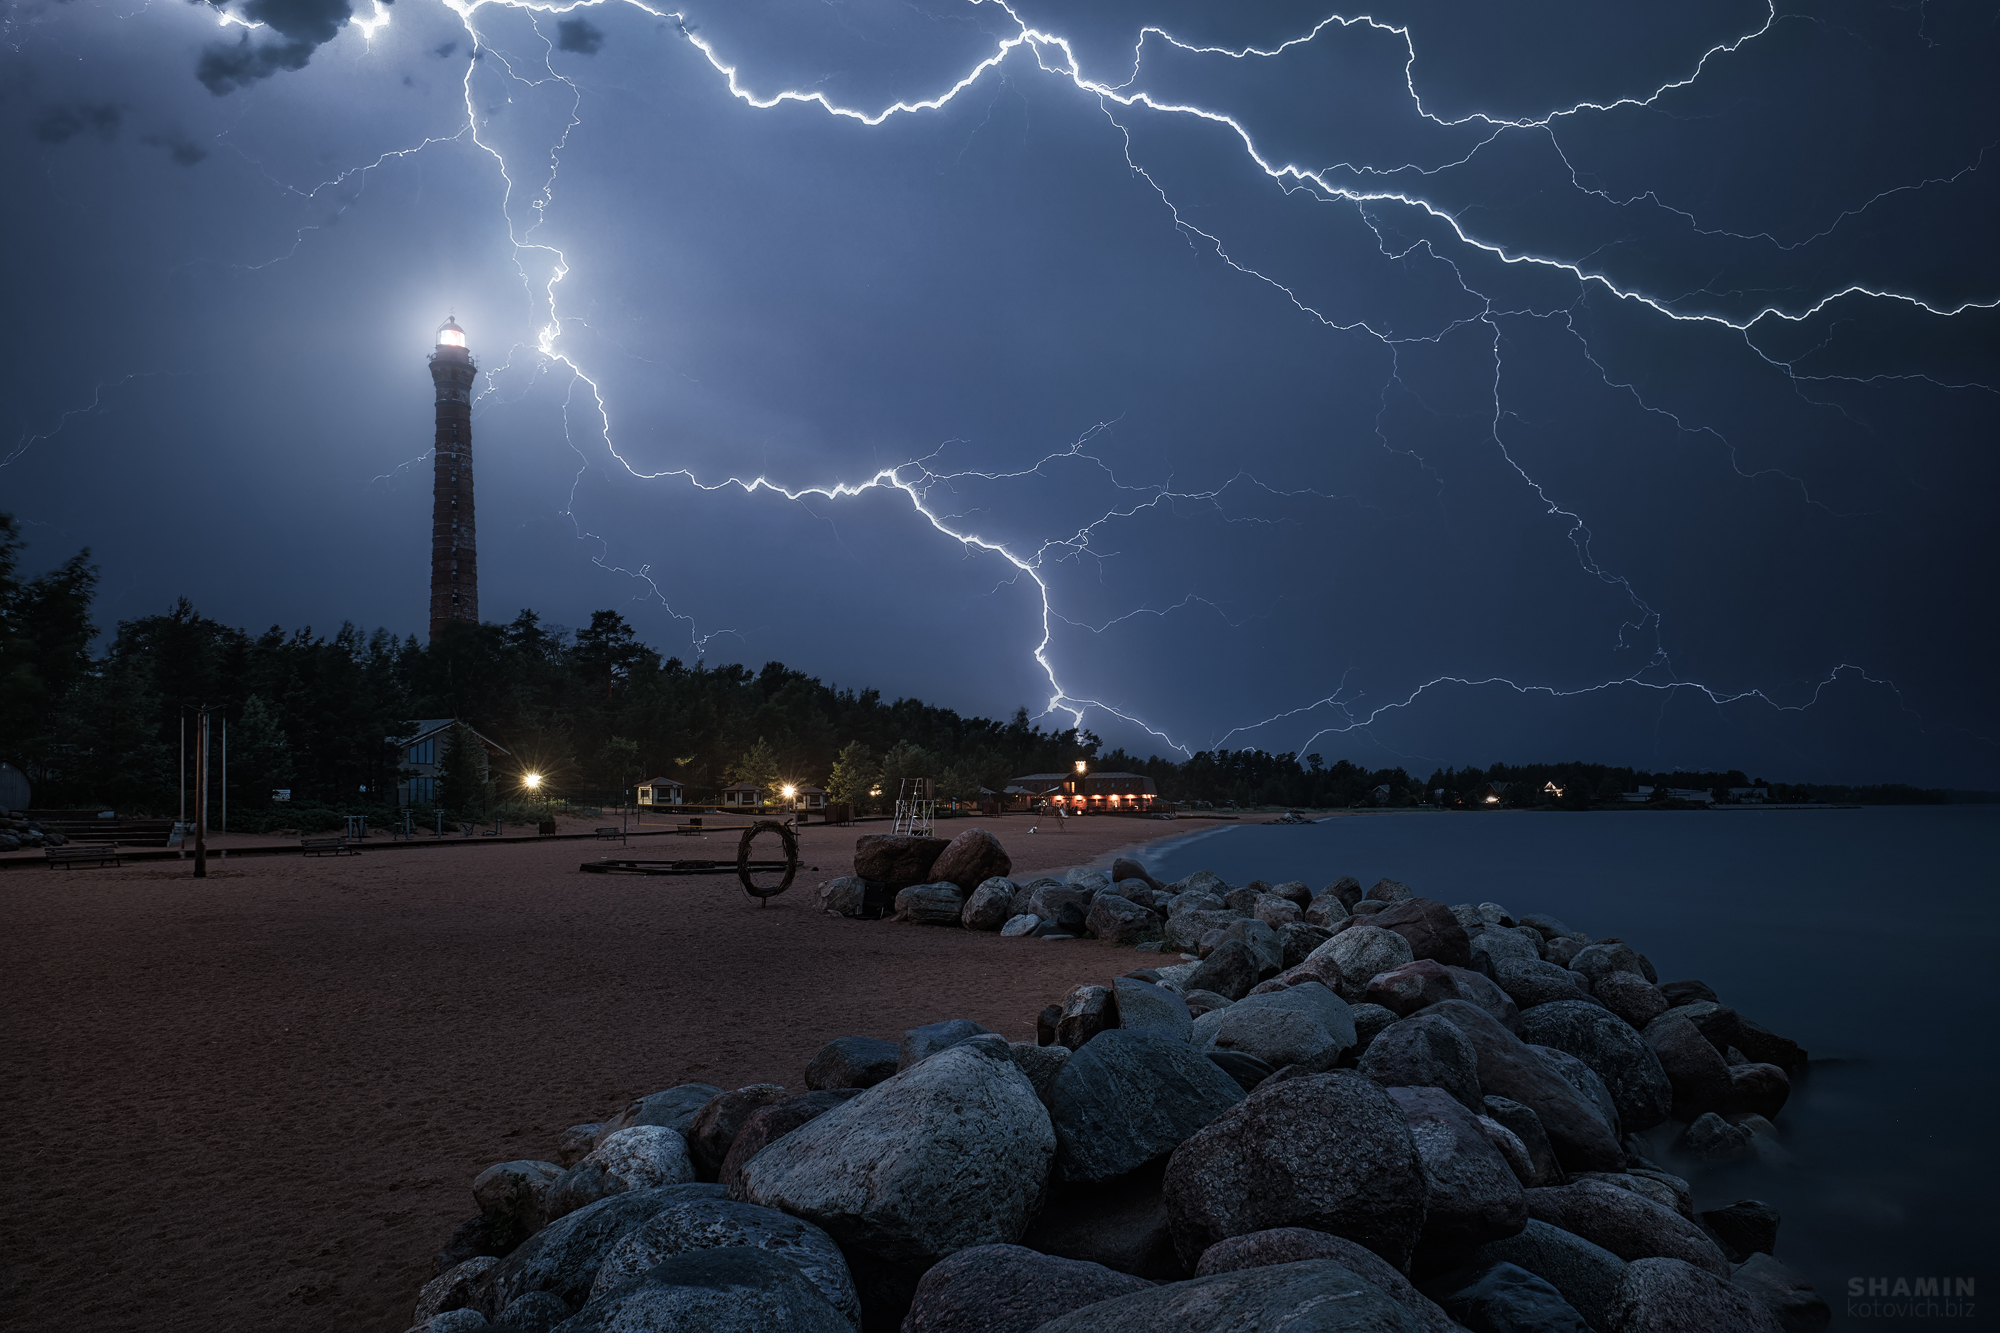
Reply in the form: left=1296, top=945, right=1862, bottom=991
left=193, top=706, right=209, bottom=878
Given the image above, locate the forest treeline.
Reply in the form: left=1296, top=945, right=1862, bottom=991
left=0, top=515, right=1960, bottom=819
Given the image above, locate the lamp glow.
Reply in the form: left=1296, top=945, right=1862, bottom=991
left=782, top=785, right=796, bottom=798
left=523, top=773, right=543, bottom=790
left=439, top=327, right=466, bottom=348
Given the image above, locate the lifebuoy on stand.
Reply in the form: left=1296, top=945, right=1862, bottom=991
left=738, top=820, right=799, bottom=905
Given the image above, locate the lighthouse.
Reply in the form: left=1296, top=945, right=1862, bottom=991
left=428, top=317, right=478, bottom=641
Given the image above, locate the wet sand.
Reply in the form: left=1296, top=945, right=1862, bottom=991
left=0, top=816, right=1206, bottom=1333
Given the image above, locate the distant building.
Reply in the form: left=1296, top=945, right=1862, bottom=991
left=792, top=784, right=827, bottom=812
left=1543, top=781, right=1565, bottom=798
left=1622, top=786, right=1653, bottom=803
left=1476, top=781, right=1514, bottom=805
left=1727, top=786, right=1771, bottom=803
left=390, top=718, right=511, bottom=807
left=720, top=782, right=766, bottom=809
left=1664, top=787, right=1716, bottom=804
left=1006, top=770, right=1158, bottom=812
left=635, top=777, right=684, bottom=807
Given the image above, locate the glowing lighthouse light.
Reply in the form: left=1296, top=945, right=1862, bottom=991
left=437, top=319, right=466, bottom=348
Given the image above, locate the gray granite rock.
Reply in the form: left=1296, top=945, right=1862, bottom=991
left=1048, top=1028, right=1246, bottom=1183
left=1030, top=1258, right=1420, bottom=1332
left=595, top=1084, right=725, bottom=1146
left=716, top=1091, right=863, bottom=1191
left=1387, top=1085, right=1528, bottom=1257
left=961, top=877, right=1019, bottom=930
left=1523, top=1180, right=1730, bottom=1275
left=1195, top=1228, right=1456, bottom=1331
left=806, top=1037, right=900, bottom=1091
left=1466, top=1218, right=1628, bottom=1330
left=902, top=1243, right=1149, bottom=1333
left=1423, top=1262, right=1590, bottom=1332
left=1482, top=1096, right=1563, bottom=1188
left=1164, top=1071, right=1428, bottom=1270
left=1360, top=1013, right=1483, bottom=1114
left=895, top=881, right=967, bottom=925
left=736, top=1040, right=1055, bottom=1263
left=557, top=1245, right=850, bottom=1333
left=584, top=1196, right=857, bottom=1325
left=1518, top=1001, right=1673, bottom=1133
left=1114, top=975, right=1192, bottom=1041
left=898, top=1018, right=995, bottom=1070
left=1609, top=1256, right=1786, bottom=1332
left=1411, top=1000, right=1623, bottom=1173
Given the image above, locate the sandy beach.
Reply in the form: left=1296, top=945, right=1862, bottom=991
left=0, top=814, right=1215, bottom=1333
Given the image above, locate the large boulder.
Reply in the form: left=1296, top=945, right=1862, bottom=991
left=1568, top=942, right=1651, bottom=988
left=1112, top=857, right=1164, bottom=891
left=820, top=877, right=869, bottom=917
left=1006, top=1041, right=1070, bottom=1103
left=1530, top=1045, right=1624, bottom=1137
left=1056, top=984, right=1118, bottom=1050
left=1523, top=1181, right=1731, bottom=1275
left=1699, top=1200, right=1779, bottom=1262
left=1367, top=898, right=1472, bottom=968
left=1608, top=1256, right=1786, bottom=1332
left=1468, top=926, right=1541, bottom=977
left=1358, top=1013, right=1483, bottom=1113
left=584, top=1196, right=858, bottom=1325
left=929, top=828, right=1011, bottom=893
left=1252, top=895, right=1303, bottom=929
left=1734, top=1016, right=1808, bottom=1071
left=469, top=1184, right=725, bottom=1317
left=1642, top=1014, right=1734, bottom=1120
left=1206, top=1006, right=1338, bottom=1070
left=1279, top=922, right=1335, bottom=969
left=902, top=1244, right=1150, bottom=1333
left=1087, top=893, right=1163, bottom=946
left=547, top=1126, right=699, bottom=1221
left=1367, top=878, right=1416, bottom=903
left=853, top=834, right=950, bottom=890
left=1066, top=867, right=1112, bottom=896
left=472, top=1161, right=561, bottom=1248
left=1409, top=1000, right=1624, bottom=1173
left=1032, top=883, right=1098, bottom=930
left=556, top=1245, right=849, bottom=1333
left=1593, top=972, right=1670, bottom=1030
left=898, top=1018, right=994, bottom=1070
left=1730, top=1253, right=1832, bottom=1331
left=1442, top=966, right=1522, bottom=1031
left=687, top=1085, right=789, bottom=1180
left=1048, top=1029, right=1246, bottom=1184
left=1114, top=976, right=1192, bottom=1042
left=1021, top=1169, right=1180, bottom=1279
left=1220, top=917, right=1285, bottom=975
left=414, top=1256, right=499, bottom=1325
left=1481, top=1097, right=1563, bottom=1189
left=1183, top=939, right=1263, bottom=1001
left=595, top=1084, right=724, bottom=1145
left=1314, top=926, right=1415, bottom=1003
left=1387, top=1085, right=1527, bottom=1257
left=1491, top=958, right=1595, bottom=1012
left=1321, top=876, right=1364, bottom=910
left=1466, top=1219, right=1627, bottom=1331
left=1194, top=1229, right=1457, bottom=1332
left=961, top=878, right=1019, bottom=931
left=735, top=1039, right=1055, bottom=1263
left=1518, top=1001, right=1672, bottom=1132
left=806, top=1037, right=901, bottom=1091
left=1029, top=1259, right=1422, bottom=1332
left=895, top=882, right=967, bottom=925
left=1363, top=959, right=1461, bottom=1016
left=717, top=1091, right=862, bottom=1190
left=1164, top=1071, right=1429, bottom=1270
left=1422, top=1262, right=1591, bottom=1333
left=1192, top=983, right=1355, bottom=1056
left=1731, top=1063, right=1792, bottom=1119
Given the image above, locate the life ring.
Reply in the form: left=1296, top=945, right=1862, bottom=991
left=738, top=820, right=799, bottom=903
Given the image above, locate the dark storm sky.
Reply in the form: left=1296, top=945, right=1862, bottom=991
left=2, top=0, right=1994, bottom=783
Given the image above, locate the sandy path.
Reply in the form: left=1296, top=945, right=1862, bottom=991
left=0, top=817, right=1209, bottom=1333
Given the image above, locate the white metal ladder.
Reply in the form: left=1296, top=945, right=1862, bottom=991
left=893, top=777, right=936, bottom=837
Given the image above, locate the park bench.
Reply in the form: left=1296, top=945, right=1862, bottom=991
left=676, top=817, right=704, bottom=836
left=300, top=837, right=357, bottom=857
left=595, top=827, right=626, bottom=843
left=45, top=842, right=121, bottom=869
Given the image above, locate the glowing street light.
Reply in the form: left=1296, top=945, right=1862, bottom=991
left=1074, top=759, right=1087, bottom=774
left=523, top=772, right=543, bottom=791
left=781, top=784, right=796, bottom=799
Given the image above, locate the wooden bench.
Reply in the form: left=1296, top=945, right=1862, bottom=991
left=46, top=842, right=121, bottom=869
left=595, top=826, right=625, bottom=842
left=301, top=837, right=357, bottom=857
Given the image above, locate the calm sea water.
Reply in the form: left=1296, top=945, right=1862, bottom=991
left=1130, top=806, right=1998, bottom=1330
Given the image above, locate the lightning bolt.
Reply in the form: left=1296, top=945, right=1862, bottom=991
left=167, top=0, right=1996, bottom=761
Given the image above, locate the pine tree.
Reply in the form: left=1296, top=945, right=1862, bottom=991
left=825, top=740, right=875, bottom=807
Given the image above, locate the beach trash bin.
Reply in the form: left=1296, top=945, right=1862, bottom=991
left=538, top=819, right=558, bottom=836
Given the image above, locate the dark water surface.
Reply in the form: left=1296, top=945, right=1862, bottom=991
left=1133, top=806, right=1997, bottom=1330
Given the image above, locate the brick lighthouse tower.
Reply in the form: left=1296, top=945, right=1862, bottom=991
left=428, top=316, right=478, bottom=641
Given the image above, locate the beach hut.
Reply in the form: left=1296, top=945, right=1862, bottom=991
left=635, top=777, right=684, bottom=807
left=390, top=718, right=511, bottom=807
left=720, top=782, right=766, bottom=809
